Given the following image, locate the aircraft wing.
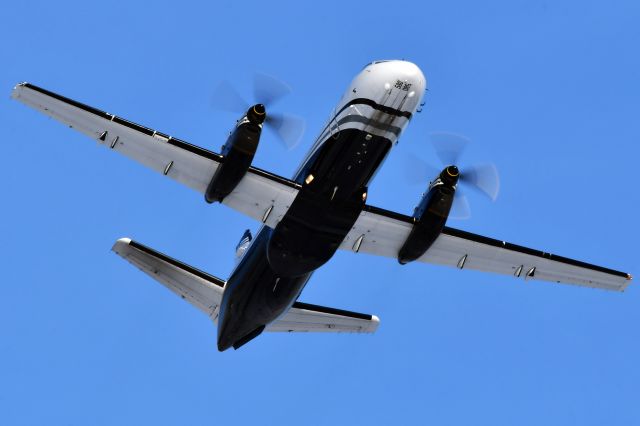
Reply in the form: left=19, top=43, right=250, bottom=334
left=11, top=83, right=300, bottom=228
left=340, top=205, right=632, bottom=291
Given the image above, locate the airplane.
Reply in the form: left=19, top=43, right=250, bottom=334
left=12, top=60, right=632, bottom=351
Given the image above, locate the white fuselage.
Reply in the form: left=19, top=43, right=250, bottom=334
left=218, top=61, right=427, bottom=350
left=295, top=60, right=427, bottom=180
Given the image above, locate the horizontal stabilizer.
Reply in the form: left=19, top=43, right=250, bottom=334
left=112, top=238, right=225, bottom=321
left=267, top=301, right=379, bottom=333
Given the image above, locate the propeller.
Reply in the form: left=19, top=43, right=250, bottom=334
left=404, top=132, right=500, bottom=219
left=211, top=73, right=306, bottom=150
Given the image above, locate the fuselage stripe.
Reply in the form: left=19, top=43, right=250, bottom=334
left=337, top=98, right=413, bottom=119
left=299, top=98, right=411, bottom=177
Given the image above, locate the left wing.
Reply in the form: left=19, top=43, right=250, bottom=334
left=11, top=82, right=299, bottom=228
left=340, top=205, right=632, bottom=291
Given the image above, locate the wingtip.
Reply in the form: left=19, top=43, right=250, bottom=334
left=11, top=82, right=27, bottom=99
left=111, top=237, right=133, bottom=253
left=369, top=315, right=381, bottom=333
left=616, top=274, right=632, bottom=292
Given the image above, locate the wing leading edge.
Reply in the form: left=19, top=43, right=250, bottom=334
left=341, top=205, right=631, bottom=291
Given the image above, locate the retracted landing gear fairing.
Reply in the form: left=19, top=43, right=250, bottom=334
left=12, top=60, right=632, bottom=351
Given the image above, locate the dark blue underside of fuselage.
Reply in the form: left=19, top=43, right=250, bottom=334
left=216, top=128, right=392, bottom=351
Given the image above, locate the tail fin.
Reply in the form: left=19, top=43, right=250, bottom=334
left=235, top=229, right=252, bottom=262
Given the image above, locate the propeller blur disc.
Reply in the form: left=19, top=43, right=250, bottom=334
left=404, top=132, right=500, bottom=220
left=266, top=112, right=306, bottom=150
left=211, top=80, right=249, bottom=113
left=450, top=190, right=472, bottom=220
left=211, top=73, right=306, bottom=150
left=253, top=73, right=292, bottom=108
left=459, top=163, right=500, bottom=201
left=430, top=131, right=470, bottom=166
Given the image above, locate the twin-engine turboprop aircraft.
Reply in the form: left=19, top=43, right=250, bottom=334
left=12, top=60, right=632, bottom=351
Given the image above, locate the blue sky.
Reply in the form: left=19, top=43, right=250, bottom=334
left=2, top=1, right=639, bottom=424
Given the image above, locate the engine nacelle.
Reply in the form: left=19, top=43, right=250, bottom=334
left=397, top=166, right=458, bottom=264
left=205, top=104, right=266, bottom=203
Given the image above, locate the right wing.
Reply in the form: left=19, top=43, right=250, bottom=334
left=11, top=83, right=300, bottom=228
left=340, top=205, right=632, bottom=291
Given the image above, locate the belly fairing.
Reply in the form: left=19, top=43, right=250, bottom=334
left=267, top=129, right=391, bottom=277
left=217, top=226, right=312, bottom=351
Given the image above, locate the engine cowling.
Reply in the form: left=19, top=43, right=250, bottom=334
left=205, top=104, right=266, bottom=203
left=397, top=166, right=459, bottom=264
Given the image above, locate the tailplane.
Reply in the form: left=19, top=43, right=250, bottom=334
left=111, top=238, right=379, bottom=350
left=112, top=238, right=225, bottom=322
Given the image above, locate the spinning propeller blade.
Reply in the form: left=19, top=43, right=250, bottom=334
left=430, top=131, right=470, bottom=166
left=211, top=73, right=306, bottom=150
left=449, top=189, right=471, bottom=220
left=265, top=112, right=306, bottom=150
left=404, top=132, right=500, bottom=219
left=252, top=73, right=292, bottom=108
left=459, top=163, right=500, bottom=201
left=211, top=80, right=249, bottom=114
left=403, top=153, right=440, bottom=185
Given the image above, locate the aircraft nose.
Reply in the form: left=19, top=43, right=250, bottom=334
left=394, top=61, right=427, bottom=94
left=370, top=60, right=427, bottom=90
left=369, top=60, right=427, bottom=114
left=392, top=60, right=424, bottom=78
